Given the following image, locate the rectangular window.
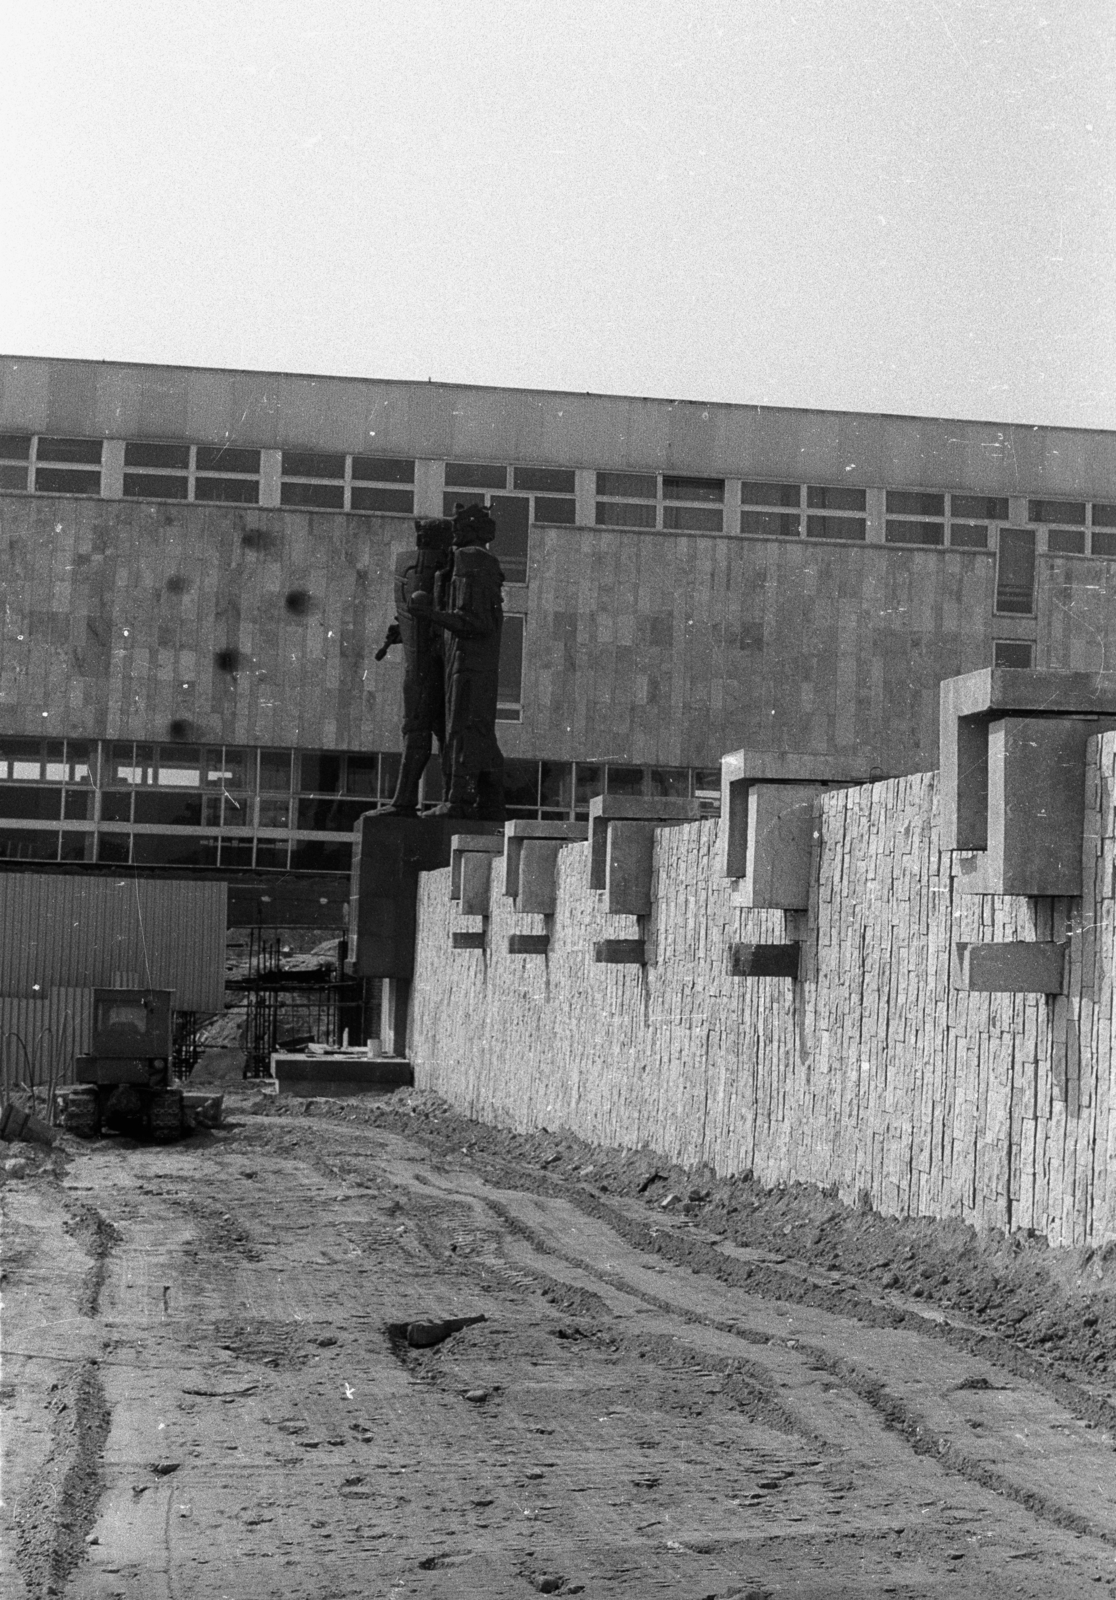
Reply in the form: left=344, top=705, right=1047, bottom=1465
left=540, top=761, right=573, bottom=814
left=993, top=640, right=1034, bottom=669
left=100, top=792, right=132, bottom=822
left=949, top=523, right=989, bottom=549
left=124, top=472, right=188, bottom=499
left=650, top=767, right=689, bottom=797
left=299, top=753, right=343, bottom=793
left=444, top=490, right=485, bottom=518
left=1029, top=498, right=1086, bottom=525
left=156, top=748, right=202, bottom=787
left=125, top=441, right=190, bottom=470
left=0, top=434, right=32, bottom=460
left=514, top=466, right=575, bottom=494
left=1092, top=528, right=1116, bottom=557
left=741, top=481, right=800, bottom=507
left=133, top=793, right=204, bottom=827
left=533, top=495, right=576, bottom=524
left=606, top=765, right=644, bottom=796
left=0, top=463, right=29, bottom=491
left=281, top=481, right=345, bottom=509
left=132, top=834, right=219, bottom=867
left=259, top=749, right=292, bottom=792
left=498, top=614, right=525, bottom=719
left=123, top=440, right=189, bottom=500
left=446, top=461, right=507, bottom=490
left=596, top=471, right=656, bottom=499
left=0, top=788, right=62, bottom=820
left=351, top=485, right=414, bottom=513
left=504, top=759, right=540, bottom=812
left=351, top=455, right=415, bottom=483
left=0, top=830, right=59, bottom=861
left=282, top=450, right=345, bottom=479
left=1092, top=502, right=1116, bottom=528
left=663, top=504, right=723, bottom=532
left=220, top=838, right=255, bottom=868
left=952, top=493, right=1009, bottom=521
left=36, top=437, right=104, bottom=464
left=290, top=839, right=352, bottom=873
left=0, top=739, right=43, bottom=781
left=741, top=510, right=800, bottom=537
left=662, top=474, right=723, bottom=503
left=280, top=449, right=347, bottom=511
left=595, top=500, right=657, bottom=529
left=490, top=496, right=529, bottom=584
left=886, top=490, right=945, bottom=517
left=995, top=528, right=1037, bottom=615
left=195, top=446, right=260, bottom=474
left=345, top=754, right=380, bottom=796
left=256, top=797, right=289, bottom=828
left=255, top=839, right=291, bottom=869
left=35, top=467, right=101, bottom=495
left=97, top=834, right=131, bottom=864
left=806, top=515, right=866, bottom=541
left=885, top=519, right=944, bottom=546
left=194, top=476, right=259, bottom=504
left=296, top=797, right=371, bottom=832
left=1047, top=527, right=1086, bottom=554
left=60, top=832, right=95, bottom=862
left=574, top=763, right=603, bottom=813
left=807, top=485, right=866, bottom=512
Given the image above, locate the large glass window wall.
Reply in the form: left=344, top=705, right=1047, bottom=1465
left=0, top=738, right=721, bottom=868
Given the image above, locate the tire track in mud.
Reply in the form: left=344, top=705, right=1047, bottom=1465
left=388, top=1160, right=1116, bottom=1549
left=13, top=1357, right=111, bottom=1600
left=12, top=1202, right=121, bottom=1597
left=63, top=1203, right=122, bottom=1318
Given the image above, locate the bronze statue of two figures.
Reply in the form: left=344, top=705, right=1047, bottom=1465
left=375, top=505, right=506, bottom=821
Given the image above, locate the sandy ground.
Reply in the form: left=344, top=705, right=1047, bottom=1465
left=5, top=1088, right=1116, bottom=1598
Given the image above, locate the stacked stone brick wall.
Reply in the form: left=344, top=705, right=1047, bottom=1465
left=410, top=733, right=1116, bottom=1248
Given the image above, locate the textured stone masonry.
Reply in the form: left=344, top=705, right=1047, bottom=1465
left=411, top=732, right=1116, bottom=1249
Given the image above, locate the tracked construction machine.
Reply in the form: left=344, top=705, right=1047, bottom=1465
left=60, top=988, right=208, bottom=1141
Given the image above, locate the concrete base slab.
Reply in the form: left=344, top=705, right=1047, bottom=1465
left=270, top=1052, right=414, bottom=1096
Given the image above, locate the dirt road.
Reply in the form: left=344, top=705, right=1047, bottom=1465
left=6, top=1091, right=1116, bottom=1598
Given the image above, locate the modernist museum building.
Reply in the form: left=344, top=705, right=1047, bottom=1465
left=1, top=354, right=1114, bottom=923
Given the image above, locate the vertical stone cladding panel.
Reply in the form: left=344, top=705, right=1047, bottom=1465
left=411, top=738, right=1116, bottom=1248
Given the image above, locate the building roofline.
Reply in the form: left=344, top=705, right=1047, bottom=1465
left=2, top=352, right=1111, bottom=442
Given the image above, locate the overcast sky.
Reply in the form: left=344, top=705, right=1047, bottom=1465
left=2, top=0, right=1113, bottom=428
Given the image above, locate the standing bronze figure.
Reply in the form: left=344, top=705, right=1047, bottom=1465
left=410, top=504, right=506, bottom=821
left=374, top=517, right=454, bottom=815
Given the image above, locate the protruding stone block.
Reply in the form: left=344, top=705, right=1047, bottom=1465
left=939, top=669, right=1116, bottom=891
left=450, top=833, right=504, bottom=900
left=604, top=820, right=657, bottom=914
left=503, top=822, right=587, bottom=913
left=508, top=933, right=550, bottom=955
left=452, top=930, right=486, bottom=951
left=952, top=941, right=1066, bottom=993
left=459, top=851, right=494, bottom=916
left=504, top=821, right=588, bottom=901
left=719, top=749, right=875, bottom=880
left=587, top=795, right=700, bottom=891
left=729, top=942, right=801, bottom=978
left=727, top=784, right=824, bottom=910
left=594, top=939, right=646, bottom=965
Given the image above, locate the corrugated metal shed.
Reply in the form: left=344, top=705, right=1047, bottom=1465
left=0, top=987, right=92, bottom=1096
left=0, top=874, right=226, bottom=1009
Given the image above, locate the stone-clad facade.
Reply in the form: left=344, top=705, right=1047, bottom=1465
left=0, top=354, right=1113, bottom=917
